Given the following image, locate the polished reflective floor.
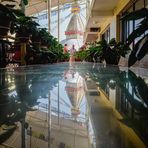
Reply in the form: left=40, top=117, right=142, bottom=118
left=0, top=62, right=148, bottom=148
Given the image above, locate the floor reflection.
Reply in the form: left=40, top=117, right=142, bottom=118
left=0, top=62, right=148, bottom=148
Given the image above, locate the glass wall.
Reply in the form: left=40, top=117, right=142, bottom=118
left=120, top=0, right=147, bottom=48
left=102, top=26, right=110, bottom=43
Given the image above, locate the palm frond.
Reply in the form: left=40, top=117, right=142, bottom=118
left=121, top=8, right=148, bottom=21
left=136, top=35, right=148, bottom=61
left=127, top=18, right=148, bottom=44
left=128, top=35, right=148, bottom=67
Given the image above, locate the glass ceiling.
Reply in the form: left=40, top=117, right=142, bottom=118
left=26, top=0, right=86, bottom=16
left=32, top=2, right=86, bottom=48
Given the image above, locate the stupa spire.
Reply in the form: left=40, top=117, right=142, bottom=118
left=65, top=1, right=83, bottom=40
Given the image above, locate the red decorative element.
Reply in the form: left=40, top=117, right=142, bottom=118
left=65, top=86, right=83, bottom=92
left=13, top=50, right=21, bottom=61
left=65, top=30, right=83, bottom=36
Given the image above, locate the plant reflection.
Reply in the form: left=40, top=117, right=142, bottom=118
left=88, top=65, right=148, bottom=145
left=0, top=63, right=148, bottom=147
left=0, top=66, right=64, bottom=146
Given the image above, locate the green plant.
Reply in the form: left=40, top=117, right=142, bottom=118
left=0, top=3, right=16, bottom=37
left=14, top=15, right=39, bottom=43
left=0, top=1, right=25, bottom=33
left=74, top=50, right=88, bottom=61
left=121, top=8, right=148, bottom=67
left=62, top=52, right=70, bottom=62
left=30, top=27, right=41, bottom=44
left=23, top=0, right=28, bottom=5
left=127, top=70, right=148, bottom=106
left=39, top=28, right=54, bottom=47
left=49, top=43, right=66, bottom=62
left=26, top=28, right=67, bottom=64
left=85, top=38, right=130, bottom=65
left=0, top=124, right=16, bottom=144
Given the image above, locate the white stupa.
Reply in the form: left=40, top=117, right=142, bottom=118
left=64, top=1, right=84, bottom=50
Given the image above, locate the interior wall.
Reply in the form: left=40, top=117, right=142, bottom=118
left=110, top=16, right=116, bottom=40
left=98, top=0, right=131, bottom=40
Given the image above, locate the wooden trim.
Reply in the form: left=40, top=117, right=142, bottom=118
left=116, top=15, right=120, bottom=42
left=114, top=0, right=131, bottom=15
left=120, top=0, right=138, bottom=13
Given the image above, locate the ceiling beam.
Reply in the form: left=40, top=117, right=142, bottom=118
left=86, top=32, right=98, bottom=34
left=91, top=10, right=113, bottom=17
left=84, top=31, right=98, bottom=43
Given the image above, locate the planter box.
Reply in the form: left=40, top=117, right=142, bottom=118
left=16, top=37, right=30, bottom=43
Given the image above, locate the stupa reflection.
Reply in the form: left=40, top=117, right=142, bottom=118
left=64, top=68, right=84, bottom=118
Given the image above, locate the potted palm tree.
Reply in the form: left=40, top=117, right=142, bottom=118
left=121, top=8, right=148, bottom=67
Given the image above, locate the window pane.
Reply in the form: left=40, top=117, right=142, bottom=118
left=135, top=0, right=144, bottom=10
left=103, top=27, right=110, bottom=43
left=129, top=21, right=133, bottom=34
left=146, top=0, right=148, bottom=8
left=120, top=0, right=146, bottom=47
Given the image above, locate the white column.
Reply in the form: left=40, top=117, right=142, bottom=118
left=47, top=0, right=51, bottom=32
left=58, top=0, right=60, bottom=42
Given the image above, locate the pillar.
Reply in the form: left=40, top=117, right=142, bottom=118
left=21, top=43, right=26, bottom=65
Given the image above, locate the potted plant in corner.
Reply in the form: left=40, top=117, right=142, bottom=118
left=121, top=8, right=148, bottom=67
